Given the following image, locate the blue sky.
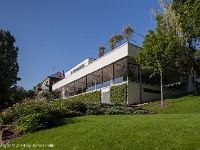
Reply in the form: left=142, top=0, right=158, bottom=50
left=0, top=0, right=160, bottom=90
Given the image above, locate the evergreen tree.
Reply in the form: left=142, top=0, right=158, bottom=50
left=0, top=29, right=20, bottom=109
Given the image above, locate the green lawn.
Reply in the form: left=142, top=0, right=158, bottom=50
left=140, top=94, right=200, bottom=114
left=4, top=94, right=200, bottom=150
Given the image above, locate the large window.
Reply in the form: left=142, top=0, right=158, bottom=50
left=128, top=57, right=140, bottom=83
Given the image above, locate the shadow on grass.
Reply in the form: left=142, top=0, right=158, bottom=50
left=164, top=92, right=195, bottom=103
left=53, top=117, right=81, bottom=128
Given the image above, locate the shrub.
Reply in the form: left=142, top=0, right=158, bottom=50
left=38, top=92, right=59, bottom=101
left=85, top=103, right=138, bottom=115
left=17, top=112, right=55, bottom=133
left=110, top=83, right=127, bottom=104
left=104, top=107, right=125, bottom=115
left=85, top=103, right=105, bottom=115
left=0, top=107, right=14, bottom=124
left=1, top=99, right=52, bottom=125
left=67, top=90, right=101, bottom=103
left=133, top=109, right=148, bottom=114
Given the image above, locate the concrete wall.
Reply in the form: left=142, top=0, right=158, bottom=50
left=127, top=82, right=182, bottom=104
left=127, top=82, right=141, bottom=104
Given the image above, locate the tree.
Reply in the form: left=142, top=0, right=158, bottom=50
left=10, top=86, right=27, bottom=103
left=98, top=45, right=106, bottom=58
left=27, top=89, right=35, bottom=99
left=172, top=0, right=200, bottom=38
left=0, top=29, right=20, bottom=109
left=136, top=15, right=181, bottom=106
left=122, top=25, right=134, bottom=43
left=171, top=0, right=200, bottom=94
left=108, top=34, right=124, bottom=51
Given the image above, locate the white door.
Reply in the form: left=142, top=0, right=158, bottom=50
left=102, top=91, right=110, bottom=103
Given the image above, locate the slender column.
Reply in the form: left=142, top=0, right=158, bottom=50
left=139, top=66, right=142, bottom=103
left=74, top=81, right=75, bottom=96
left=85, top=75, right=87, bottom=91
left=112, top=63, right=115, bottom=83
left=127, top=57, right=129, bottom=81
left=102, top=68, right=104, bottom=87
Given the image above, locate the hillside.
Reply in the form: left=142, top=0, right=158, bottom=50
left=5, top=93, right=200, bottom=150
left=140, top=93, right=200, bottom=114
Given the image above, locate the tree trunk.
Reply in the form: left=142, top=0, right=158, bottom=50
left=192, top=69, right=198, bottom=94
left=160, top=71, right=164, bottom=107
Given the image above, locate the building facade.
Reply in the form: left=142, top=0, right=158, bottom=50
left=40, top=71, right=65, bottom=93
left=52, top=42, right=191, bottom=104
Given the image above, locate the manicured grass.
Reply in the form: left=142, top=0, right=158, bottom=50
left=4, top=93, right=200, bottom=149
left=6, top=114, right=200, bottom=150
left=140, top=94, right=200, bottom=114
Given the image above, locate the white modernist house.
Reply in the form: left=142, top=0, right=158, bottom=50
left=52, top=42, right=192, bottom=104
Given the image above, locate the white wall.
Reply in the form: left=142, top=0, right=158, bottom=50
left=65, top=58, right=95, bottom=78
left=101, top=87, right=110, bottom=103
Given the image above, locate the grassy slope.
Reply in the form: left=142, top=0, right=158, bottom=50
left=5, top=94, right=200, bottom=150
left=7, top=115, right=200, bottom=150
left=140, top=94, right=200, bottom=114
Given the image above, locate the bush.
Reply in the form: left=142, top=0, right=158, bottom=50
left=85, top=103, right=106, bottom=115
left=1, top=99, right=52, bottom=125
left=67, top=90, right=101, bottom=103
left=110, top=83, right=127, bottom=104
left=0, top=107, right=14, bottom=124
left=104, top=107, right=124, bottom=115
left=17, top=112, right=55, bottom=133
left=85, top=103, right=137, bottom=115
left=133, top=109, right=148, bottom=114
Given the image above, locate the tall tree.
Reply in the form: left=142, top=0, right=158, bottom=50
left=172, top=0, right=200, bottom=38
left=108, top=34, right=124, bottom=51
left=171, top=0, right=200, bottom=94
left=150, top=0, right=200, bottom=94
left=136, top=15, right=181, bottom=106
left=0, top=29, right=20, bottom=109
left=122, top=25, right=134, bottom=43
left=98, top=45, right=106, bottom=58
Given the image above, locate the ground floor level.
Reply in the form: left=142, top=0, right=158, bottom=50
left=53, top=56, right=192, bottom=104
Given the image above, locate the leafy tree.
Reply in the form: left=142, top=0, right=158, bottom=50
left=10, top=86, right=27, bottom=103
left=171, top=0, right=200, bottom=94
left=98, top=45, right=106, bottom=58
left=108, top=34, right=124, bottom=51
left=27, top=89, right=35, bottom=99
left=0, top=29, right=20, bottom=109
left=122, top=25, right=134, bottom=43
left=136, top=15, right=181, bottom=106
left=172, top=0, right=200, bottom=38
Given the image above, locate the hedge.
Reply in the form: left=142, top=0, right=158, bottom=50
left=110, top=83, right=127, bottom=104
left=67, top=90, right=101, bottom=103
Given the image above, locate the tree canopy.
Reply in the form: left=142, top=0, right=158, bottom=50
left=170, top=0, right=200, bottom=93
left=122, top=25, right=133, bottom=43
left=172, top=0, right=200, bottom=39
left=136, top=15, right=181, bottom=106
left=98, top=45, right=106, bottom=58
left=0, top=29, right=20, bottom=109
left=108, top=34, right=124, bottom=51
